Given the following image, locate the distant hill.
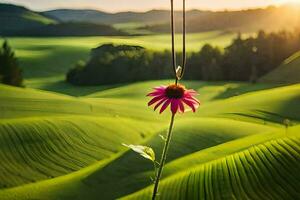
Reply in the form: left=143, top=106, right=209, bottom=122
left=44, top=5, right=300, bottom=33
left=9, top=22, right=125, bottom=36
left=44, top=9, right=178, bottom=25
left=146, top=5, right=300, bottom=33
left=0, top=3, right=57, bottom=35
left=259, top=51, right=300, bottom=84
left=2, top=3, right=300, bottom=36
left=0, top=3, right=125, bottom=36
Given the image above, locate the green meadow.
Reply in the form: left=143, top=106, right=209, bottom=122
left=0, top=77, right=299, bottom=199
left=260, top=50, right=300, bottom=84
left=3, top=31, right=247, bottom=95
left=7, top=31, right=236, bottom=79
left=0, top=31, right=300, bottom=199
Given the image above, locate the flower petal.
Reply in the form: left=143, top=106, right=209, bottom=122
left=160, top=99, right=171, bottom=114
left=186, top=89, right=198, bottom=95
left=182, top=98, right=198, bottom=112
left=184, top=92, right=200, bottom=103
left=171, top=99, right=179, bottom=114
left=147, top=90, right=165, bottom=97
left=154, top=97, right=168, bottom=110
left=185, top=96, right=200, bottom=104
left=187, top=98, right=199, bottom=107
left=184, top=92, right=197, bottom=98
left=178, top=100, right=185, bottom=113
left=147, top=84, right=200, bottom=114
left=148, top=95, right=165, bottom=106
left=154, top=86, right=166, bottom=90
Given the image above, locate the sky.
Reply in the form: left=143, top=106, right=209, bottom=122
left=1, top=0, right=299, bottom=12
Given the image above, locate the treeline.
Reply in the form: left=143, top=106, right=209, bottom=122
left=187, top=30, right=300, bottom=81
left=67, top=30, right=300, bottom=85
left=67, top=44, right=172, bottom=85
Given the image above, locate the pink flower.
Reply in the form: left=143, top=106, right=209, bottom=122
left=147, top=84, right=200, bottom=114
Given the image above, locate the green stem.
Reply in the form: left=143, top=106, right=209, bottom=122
left=152, top=113, right=176, bottom=200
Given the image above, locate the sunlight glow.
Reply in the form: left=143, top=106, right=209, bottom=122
left=275, top=0, right=300, bottom=5
left=2, top=0, right=300, bottom=12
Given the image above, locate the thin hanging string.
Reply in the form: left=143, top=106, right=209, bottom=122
left=152, top=3, right=186, bottom=199
left=171, top=0, right=186, bottom=84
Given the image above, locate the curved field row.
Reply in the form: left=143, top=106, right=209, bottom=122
left=0, top=116, right=161, bottom=188
left=2, top=83, right=299, bottom=125
left=0, top=84, right=71, bottom=100
left=0, top=118, right=276, bottom=200
left=196, top=83, right=300, bottom=124
left=87, top=82, right=300, bottom=125
left=86, top=80, right=276, bottom=103
left=0, top=128, right=297, bottom=200
left=123, top=136, right=300, bottom=200
left=76, top=118, right=274, bottom=199
left=0, top=84, right=163, bottom=122
left=0, top=82, right=299, bottom=200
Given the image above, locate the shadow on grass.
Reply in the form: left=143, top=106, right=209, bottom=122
left=213, top=83, right=284, bottom=100
left=227, top=109, right=300, bottom=125
left=37, top=80, right=124, bottom=96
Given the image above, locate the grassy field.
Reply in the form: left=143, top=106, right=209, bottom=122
left=0, top=79, right=299, bottom=199
left=112, top=22, right=154, bottom=35
left=260, top=50, right=300, bottom=84
left=1, top=32, right=249, bottom=94
left=4, top=31, right=239, bottom=79
left=0, top=31, right=299, bottom=199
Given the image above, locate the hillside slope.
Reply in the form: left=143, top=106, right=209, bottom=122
left=44, top=5, right=300, bottom=33
left=43, top=9, right=173, bottom=25
left=0, top=82, right=299, bottom=199
left=260, top=51, right=300, bottom=84
left=123, top=135, right=300, bottom=200
left=17, top=22, right=125, bottom=36
left=0, top=116, right=160, bottom=188
left=0, top=3, right=124, bottom=36
left=0, top=83, right=164, bottom=189
left=0, top=3, right=56, bottom=35
left=0, top=126, right=298, bottom=200
left=146, top=5, right=300, bottom=33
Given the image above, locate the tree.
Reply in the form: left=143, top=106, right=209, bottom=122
left=67, top=29, right=300, bottom=86
left=198, top=44, right=223, bottom=81
left=0, top=40, right=23, bottom=86
left=222, top=34, right=255, bottom=81
left=66, top=44, right=169, bottom=85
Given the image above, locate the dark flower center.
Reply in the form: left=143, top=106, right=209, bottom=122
left=165, top=84, right=185, bottom=99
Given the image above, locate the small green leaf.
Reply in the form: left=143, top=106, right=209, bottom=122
left=150, top=176, right=155, bottom=183
left=159, top=134, right=166, bottom=141
left=122, top=144, right=155, bottom=162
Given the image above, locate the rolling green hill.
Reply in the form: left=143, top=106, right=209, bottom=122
left=17, top=22, right=125, bottom=37
left=144, top=5, right=300, bottom=33
left=0, top=3, right=57, bottom=35
left=43, top=9, right=172, bottom=25
left=2, top=3, right=300, bottom=36
left=1, top=3, right=299, bottom=199
left=44, top=5, right=300, bottom=34
left=0, top=80, right=299, bottom=199
left=0, top=3, right=124, bottom=37
left=124, top=134, right=300, bottom=200
left=0, top=116, right=161, bottom=188
left=2, top=32, right=237, bottom=81
left=260, top=51, right=300, bottom=84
